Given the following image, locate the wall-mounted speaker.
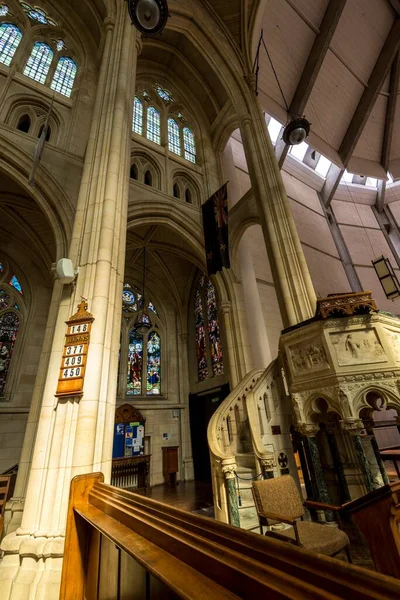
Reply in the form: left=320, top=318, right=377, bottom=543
left=127, top=0, right=168, bottom=36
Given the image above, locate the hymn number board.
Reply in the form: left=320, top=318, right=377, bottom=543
left=56, top=300, right=94, bottom=397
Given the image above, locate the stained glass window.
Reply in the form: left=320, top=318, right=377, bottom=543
left=194, top=274, right=223, bottom=382
left=0, top=5, right=9, bottom=16
left=50, top=57, right=77, bottom=98
left=0, top=312, right=19, bottom=396
left=147, top=331, right=161, bottom=394
left=55, top=39, right=64, bottom=51
left=127, top=330, right=143, bottom=395
left=168, top=118, right=180, bottom=155
left=132, top=96, right=143, bottom=135
left=154, top=84, right=174, bottom=103
left=195, top=286, right=208, bottom=381
left=147, top=106, right=160, bottom=144
left=20, top=2, right=57, bottom=25
left=0, top=23, right=22, bottom=66
left=13, top=303, right=19, bottom=310
left=9, top=274, right=22, bottom=294
left=24, top=42, right=53, bottom=84
left=183, top=127, right=196, bottom=163
left=0, top=290, right=9, bottom=309
left=148, top=302, right=157, bottom=315
left=0, top=262, right=3, bottom=271
left=206, top=279, right=224, bottom=376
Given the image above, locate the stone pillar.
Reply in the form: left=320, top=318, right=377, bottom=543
left=363, top=419, right=389, bottom=486
left=0, top=9, right=138, bottom=599
left=220, top=301, right=240, bottom=388
left=221, top=141, right=272, bottom=369
left=341, top=420, right=375, bottom=493
left=325, top=423, right=351, bottom=503
left=239, top=93, right=316, bottom=328
left=297, top=424, right=334, bottom=522
left=221, top=461, right=240, bottom=527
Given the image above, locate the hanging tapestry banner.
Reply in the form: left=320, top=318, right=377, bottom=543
left=202, top=182, right=230, bottom=275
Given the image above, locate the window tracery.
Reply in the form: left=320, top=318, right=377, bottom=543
left=0, top=4, right=9, bottom=16
left=154, top=84, right=174, bottom=103
left=123, top=283, right=161, bottom=396
left=183, top=127, right=196, bottom=163
left=19, top=2, right=57, bottom=25
left=50, top=56, right=76, bottom=98
left=132, top=96, right=143, bottom=135
left=168, top=118, right=180, bottom=155
left=24, top=42, right=53, bottom=83
left=0, top=23, right=22, bottom=66
left=0, top=261, right=24, bottom=396
left=146, top=106, right=160, bottom=145
left=9, top=274, right=23, bottom=294
left=194, top=274, right=223, bottom=382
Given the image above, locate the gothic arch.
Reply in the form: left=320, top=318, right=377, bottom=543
left=130, top=151, right=163, bottom=190
left=4, top=94, right=63, bottom=145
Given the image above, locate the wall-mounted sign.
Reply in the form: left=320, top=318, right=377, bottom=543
left=55, top=299, right=94, bottom=397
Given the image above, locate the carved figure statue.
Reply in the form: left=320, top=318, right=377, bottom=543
left=345, top=334, right=360, bottom=359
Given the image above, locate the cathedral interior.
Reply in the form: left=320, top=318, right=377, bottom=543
left=0, top=0, right=400, bottom=598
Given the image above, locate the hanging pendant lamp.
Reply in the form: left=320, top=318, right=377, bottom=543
left=134, top=247, right=152, bottom=335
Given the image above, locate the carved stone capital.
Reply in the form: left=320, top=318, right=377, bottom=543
left=340, top=419, right=364, bottom=436
left=260, top=458, right=276, bottom=470
left=221, top=463, right=236, bottom=479
left=245, top=73, right=257, bottom=92
left=296, top=423, right=320, bottom=437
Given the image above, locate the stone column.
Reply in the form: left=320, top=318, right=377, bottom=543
left=363, top=419, right=389, bottom=486
left=221, top=461, right=240, bottom=527
left=325, top=423, right=351, bottom=503
left=221, top=141, right=272, bottom=368
left=239, top=90, right=317, bottom=328
left=341, top=420, right=375, bottom=493
left=0, top=9, right=138, bottom=600
left=220, top=301, right=240, bottom=388
left=297, top=424, right=334, bottom=522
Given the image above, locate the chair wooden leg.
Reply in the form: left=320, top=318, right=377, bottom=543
left=345, top=546, right=352, bottom=563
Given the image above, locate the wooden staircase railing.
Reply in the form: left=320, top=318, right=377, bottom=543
left=60, top=473, right=400, bottom=599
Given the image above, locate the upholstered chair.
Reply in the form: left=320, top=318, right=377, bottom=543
left=252, top=475, right=351, bottom=561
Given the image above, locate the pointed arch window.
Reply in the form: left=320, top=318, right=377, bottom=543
left=183, top=127, right=196, bottom=163
left=146, top=106, right=160, bottom=144
left=50, top=56, right=77, bottom=97
left=0, top=23, right=22, bottom=66
left=146, top=331, right=161, bottom=394
left=168, top=118, right=180, bottom=155
left=127, top=330, right=143, bottom=395
left=0, top=312, right=19, bottom=396
left=194, top=274, right=223, bottom=381
left=127, top=327, right=161, bottom=395
left=132, top=96, right=143, bottom=135
left=24, top=42, right=53, bottom=84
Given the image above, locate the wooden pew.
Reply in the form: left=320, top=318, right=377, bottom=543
left=60, top=473, right=400, bottom=599
left=341, top=480, right=400, bottom=579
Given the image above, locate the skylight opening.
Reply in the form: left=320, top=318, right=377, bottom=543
left=315, top=155, right=331, bottom=178
left=289, top=141, right=308, bottom=161
left=366, top=177, right=377, bottom=188
left=342, top=170, right=354, bottom=183
left=267, top=117, right=282, bottom=144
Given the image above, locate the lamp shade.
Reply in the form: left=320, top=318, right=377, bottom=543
left=282, top=117, right=311, bottom=146
left=134, top=309, right=152, bottom=335
left=127, top=0, right=168, bottom=36
left=372, top=256, right=400, bottom=299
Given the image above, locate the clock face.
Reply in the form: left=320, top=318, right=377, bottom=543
left=123, top=289, right=135, bottom=305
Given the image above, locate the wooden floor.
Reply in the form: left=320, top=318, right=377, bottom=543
left=134, top=481, right=214, bottom=513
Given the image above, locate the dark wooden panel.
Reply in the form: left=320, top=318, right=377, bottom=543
left=149, top=573, right=179, bottom=600
left=85, top=528, right=101, bottom=600
left=120, top=550, right=146, bottom=600
left=98, top=536, right=119, bottom=600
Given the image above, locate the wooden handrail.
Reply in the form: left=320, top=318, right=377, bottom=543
left=60, top=473, right=400, bottom=599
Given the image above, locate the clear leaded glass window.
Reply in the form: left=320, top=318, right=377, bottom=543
left=168, top=118, right=180, bottom=155
left=183, top=127, right=196, bottom=163
left=146, top=106, right=160, bottom=144
left=154, top=84, right=174, bottom=103
left=0, top=23, right=22, bottom=66
left=194, top=274, right=223, bottom=382
left=20, top=2, right=57, bottom=25
left=24, top=42, right=53, bottom=84
left=0, top=5, right=9, bottom=16
left=50, top=56, right=77, bottom=97
left=132, top=96, right=143, bottom=135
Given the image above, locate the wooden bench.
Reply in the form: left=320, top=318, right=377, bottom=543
left=60, top=473, right=400, bottom=599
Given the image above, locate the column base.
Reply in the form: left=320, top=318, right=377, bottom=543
left=0, top=532, right=64, bottom=600
left=2, top=499, right=25, bottom=541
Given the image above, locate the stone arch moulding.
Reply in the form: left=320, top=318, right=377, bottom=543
left=354, top=382, right=400, bottom=417
left=0, top=140, right=72, bottom=260
left=3, top=94, right=63, bottom=145
left=115, top=403, right=146, bottom=424
left=171, top=169, right=201, bottom=206
left=130, top=150, right=163, bottom=190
